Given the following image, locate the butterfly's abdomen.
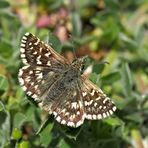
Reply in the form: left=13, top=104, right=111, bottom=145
left=46, top=80, right=66, bottom=100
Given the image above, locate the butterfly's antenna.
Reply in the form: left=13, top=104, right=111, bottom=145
left=69, top=34, right=77, bottom=59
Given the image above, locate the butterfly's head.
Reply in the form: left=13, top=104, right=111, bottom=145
left=72, top=56, right=88, bottom=72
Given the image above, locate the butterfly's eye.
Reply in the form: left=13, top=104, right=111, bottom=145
left=80, top=64, right=85, bottom=73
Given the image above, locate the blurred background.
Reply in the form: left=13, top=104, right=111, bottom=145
left=0, top=0, right=148, bottom=148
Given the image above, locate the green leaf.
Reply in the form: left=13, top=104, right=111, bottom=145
left=15, top=87, right=25, bottom=101
left=39, top=123, right=53, bottom=147
left=0, top=110, right=11, bottom=147
left=89, top=73, right=99, bottom=85
left=59, top=139, right=70, bottom=148
left=0, top=111, right=7, bottom=127
left=119, top=33, right=137, bottom=51
left=0, top=41, right=12, bottom=58
left=0, top=0, right=10, bottom=8
left=60, top=125, right=82, bottom=140
left=48, top=0, right=62, bottom=10
left=36, top=118, right=53, bottom=135
left=0, top=75, right=9, bottom=91
left=124, top=113, right=143, bottom=124
left=25, top=107, right=40, bottom=130
left=0, top=101, right=5, bottom=111
left=104, top=117, right=124, bottom=126
left=18, top=140, right=30, bottom=148
left=93, top=62, right=105, bottom=74
left=101, top=71, right=121, bottom=85
left=12, top=128, right=22, bottom=140
left=13, top=112, right=26, bottom=128
left=71, top=12, right=82, bottom=37
left=0, top=10, right=16, bottom=22
left=120, top=62, right=133, bottom=98
left=48, top=34, right=62, bottom=53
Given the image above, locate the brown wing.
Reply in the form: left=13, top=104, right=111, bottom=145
left=82, top=79, right=116, bottom=120
left=20, top=32, right=69, bottom=66
left=18, top=33, right=69, bottom=101
left=49, top=88, right=85, bottom=128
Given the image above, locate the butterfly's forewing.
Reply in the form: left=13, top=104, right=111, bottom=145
left=20, top=33, right=69, bottom=66
left=82, top=79, right=116, bottom=120
left=18, top=33, right=69, bottom=101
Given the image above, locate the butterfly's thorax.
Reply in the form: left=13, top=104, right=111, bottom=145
left=63, top=66, right=81, bottom=84
left=41, top=59, right=83, bottom=105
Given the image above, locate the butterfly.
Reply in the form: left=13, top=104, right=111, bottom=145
left=18, top=33, right=116, bottom=128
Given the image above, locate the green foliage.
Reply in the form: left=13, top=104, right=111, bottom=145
left=0, top=0, right=148, bottom=147
left=12, top=128, right=22, bottom=140
left=0, top=0, right=10, bottom=8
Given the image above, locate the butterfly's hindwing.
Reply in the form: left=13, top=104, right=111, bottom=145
left=19, top=66, right=48, bottom=101
left=82, top=79, right=116, bottom=120
left=51, top=88, right=85, bottom=127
